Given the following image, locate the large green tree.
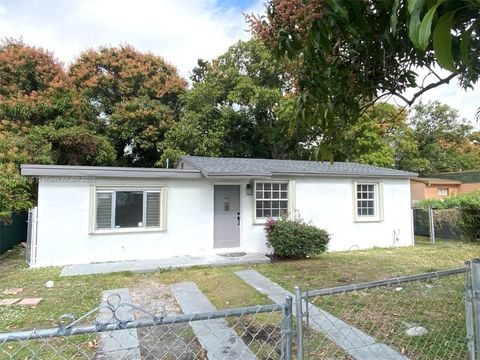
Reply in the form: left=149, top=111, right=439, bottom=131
left=333, top=103, right=401, bottom=168
left=0, top=39, right=114, bottom=166
left=160, top=40, right=312, bottom=165
left=407, top=0, right=479, bottom=76
left=248, top=1, right=479, bottom=157
left=69, top=45, right=187, bottom=166
left=0, top=39, right=67, bottom=97
left=398, top=101, right=480, bottom=174
left=0, top=39, right=115, bottom=221
left=333, top=100, right=480, bottom=174
left=0, top=39, right=95, bottom=128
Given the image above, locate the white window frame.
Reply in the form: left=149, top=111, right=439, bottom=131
left=353, top=181, right=383, bottom=222
left=437, top=187, right=449, bottom=196
left=90, top=186, right=167, bottom=234
left=253, top=180, right=295, bottom=224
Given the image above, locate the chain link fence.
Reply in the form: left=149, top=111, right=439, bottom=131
left=3, top=261, right=480, bottom=359
left=413, top=207, right=463, bottom=241
left=0, top=295, right=293, bottom=359
left=297, top=265, right=475, bottom=360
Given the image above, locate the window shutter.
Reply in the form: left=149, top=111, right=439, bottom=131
left=146, top=192, right=161, bottom=227
left=96, top=192, right=112, bottom=229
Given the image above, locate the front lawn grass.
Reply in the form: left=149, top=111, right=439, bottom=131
left=255, top=236, right=478, bottom=291
left=0, top=238, right=477, bottom=331
left=255, top=237, right=477, bottom=359
left=0, top=248, right=270, bottom=332
left=0, top=237, right=478, bottom=359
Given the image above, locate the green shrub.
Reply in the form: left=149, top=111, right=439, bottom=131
left=265, top=217, right=330, bottom=258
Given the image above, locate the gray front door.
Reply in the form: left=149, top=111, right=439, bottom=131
left=214, top=185, right=240, bottom=248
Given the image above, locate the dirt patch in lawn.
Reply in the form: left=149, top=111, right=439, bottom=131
left=130, top=279, right=207, bottom=359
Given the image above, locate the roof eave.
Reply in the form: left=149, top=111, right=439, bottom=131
left=20, top=164, right=202, bottom=179
left=412, top=177, right=462, bottom=185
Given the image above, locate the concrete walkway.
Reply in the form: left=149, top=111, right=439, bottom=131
left=96, top=288, right=141, bottom=359
left=170, top=282, right=256, bottom=360
left=61, top=253, right=270, bottom=276
left=236, top=270, right=408, bottom=360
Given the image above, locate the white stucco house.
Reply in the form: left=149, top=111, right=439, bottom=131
left=21, top=156, right=417, bottom=267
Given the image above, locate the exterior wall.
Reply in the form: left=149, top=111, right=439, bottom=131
left=424, top=185, right=459, bottom=199
left=410, top=181, right=426, bottom=202
left=459, top=183, right=480, bottom=194
left=35, top=177, right=216, bottom=267
left=245, top=177, right=414, bottom=252
left=410, top=180, right=464, bottom=201
left=33, top=175, right=414, bottom=267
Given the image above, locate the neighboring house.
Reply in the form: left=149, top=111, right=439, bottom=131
left=430, top=171, right=480, bottom=194
left=411, top=170, right=480, bottom=202
left=410, top=178, right=461, bottom=202
left=21, top=156, right=417, bottom=267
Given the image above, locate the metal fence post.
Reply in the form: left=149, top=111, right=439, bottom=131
left=465, top=261, right=476, bottom=360
left=282, top=296, right=293, bottom=360
left=472, top=258, right=480, bottom=359
left=295, top=286, right=304, bottom=360
left=429, top=207, right=436, bottom=244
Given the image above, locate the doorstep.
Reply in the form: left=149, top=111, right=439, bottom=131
left=60, top=252, right=270, bottom=276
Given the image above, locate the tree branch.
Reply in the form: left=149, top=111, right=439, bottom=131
left=392, top=72, right=458, bottom=106
left=356, top=72, right=458, bottom=126
left=426, top=65, right=443, bottom=82
left=358, top=92, right=393, bottom=116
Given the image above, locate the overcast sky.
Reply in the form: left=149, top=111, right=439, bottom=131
left=0, top=0, right=478, bottom=127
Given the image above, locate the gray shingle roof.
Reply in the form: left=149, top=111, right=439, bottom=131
left=180, top=156, right=417, bottom=178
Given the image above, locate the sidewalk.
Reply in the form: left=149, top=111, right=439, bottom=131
left=61, top=252, right=270, bottom=276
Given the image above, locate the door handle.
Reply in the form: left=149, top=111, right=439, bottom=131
left=237, top=212, right=240, bottom=226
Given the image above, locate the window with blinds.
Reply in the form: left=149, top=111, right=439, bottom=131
left=146, top=192, right=161, bottom=227
left=95, top=189, right=162, bottom=231
left=96, top=192, right=112, bottom=229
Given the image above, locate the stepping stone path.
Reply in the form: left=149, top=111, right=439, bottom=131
left=0, top=299, right=20, bottom=306
left=171, top=282, right=256, bottom=360
left=0, top=298, right=42, bottom=307
left=236, top=269, right=408, bottom=360
left=3, top=288, right=23, bottom=295
left=97, top=282, right=255, bottom=359
left=17, top=298, right=42, bottom=307
left=1, top=289, right=42, bottom=307
left=96, top=288, right=141, bottom=360
left=129, top=279, right=206, bottom=359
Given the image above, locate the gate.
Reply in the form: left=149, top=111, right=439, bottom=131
left=413, top=207, right=463, bottom=242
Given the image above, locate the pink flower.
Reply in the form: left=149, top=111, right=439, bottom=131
left=264, top=217, right=276, bottom=233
